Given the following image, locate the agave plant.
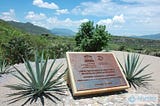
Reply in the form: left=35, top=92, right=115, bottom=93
left=0, top=59, right=12, bottom=77
left=5, top=52, right=67, bottom=106
left=117, top=53, right=152, bottom=89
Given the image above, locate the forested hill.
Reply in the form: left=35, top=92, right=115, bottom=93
left=7, top=21, right=52, bottom=35
left=0, top=19, right=23, bottom=36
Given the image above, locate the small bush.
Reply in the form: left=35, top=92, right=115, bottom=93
left=47, top=43, right=73, bottom=58
left=118, top=45, right=126, bottom=51
left=1, top=36, right=33, bottom=64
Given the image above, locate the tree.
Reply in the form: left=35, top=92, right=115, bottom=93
left=75, top=21, right=111, bottom=51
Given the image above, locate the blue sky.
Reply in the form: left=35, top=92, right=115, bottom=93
left=0, top=0, right=160, bottom=36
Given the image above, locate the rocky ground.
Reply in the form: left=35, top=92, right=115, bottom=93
left=0, top=51, right=160, bottom=106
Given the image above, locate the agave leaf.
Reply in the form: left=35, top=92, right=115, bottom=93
left=39, top=96, right=44, bottom=106
left=35, top=52, right=40, bottom=86
left=44, top=93, right=57, bottom=103
left=44, top=63, right=64, bottom=86
left=56, top=92, right=67, bottom=96
left=22, top=98, right=32, bottom=106
left=126, top=54, right=130, bottom=74
left=54, top=80, right=66, bottom=86
left=117, top=58, right=126, bottom=75
left=45, top=68, right=67, bottom=89
left=6, top=90, right=32, bottom=97
left=133, top=64, right=150, bottom=78
left=8, top=96, right=32, bottom=105
left=13, top=66, right=31, bottom=85
left=48, top=87, right=67, bottom=91
left=134, top=57, right=143, bottom=71
left=23, top=59, right=36, bottom=85
left=12, top=74, right=29, bottom=85
left=40, top=58, right=48, bottom=86
left=29, top=97, right=35, bottom=105
left=8, top=92, right=33, bottom=104
left=130, top=54, right=138, bottom=75
left=5, top=84, right=30, bottom=91
left=55, top=68, right=67, bottom=82
left=26, top=73, right=36, bottom=88
left=44, top=59, right=56, bottom=85
left=47, top=93, right=61, bottom=101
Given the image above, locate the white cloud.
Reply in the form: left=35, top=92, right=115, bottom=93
left=46, top=17, right=89, bottom=29
left=113, top=14, right=125, bottom=24
left=72, top=0, right=160, bottom=35
left=25, top=11, right=47, bottom=21
left=97, top=19, right=113, bottom=27
left=72, top=0, right=160, bottom=20
left=101, top=0, right=111, bottom=3
left=33, top=0, right=59, bottom=9
left=72, top=1, right=117, bottom=16
left=97, top=14, right=125, bottom=27
left=136, top=18, right=152, bottom=24
left=55, top=9, right=69, bottom=15
left=24, top=11, right=89, bottom=31
left=0, top=9, right=17, bottom=21
left=121, top=0, right=160, bottom=4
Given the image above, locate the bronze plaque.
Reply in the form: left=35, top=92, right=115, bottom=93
left=66, top=52, right=129, bottom=96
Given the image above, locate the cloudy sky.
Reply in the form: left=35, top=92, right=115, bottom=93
left=0, top=0, right=160, bottom=36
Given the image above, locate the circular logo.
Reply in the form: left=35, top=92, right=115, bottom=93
left=128, top=95, right=136, bottom=103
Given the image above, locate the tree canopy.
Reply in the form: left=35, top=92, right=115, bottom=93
left=75, top=21, right=111, bottom=51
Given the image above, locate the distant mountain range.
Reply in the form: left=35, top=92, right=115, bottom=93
left=0, top=19, right=159, bottom=39
left=51, top=28, right=76, bottom=36
left=131, top=33, right=160, bottom=40
left=7, top=21, right=76, bottom=36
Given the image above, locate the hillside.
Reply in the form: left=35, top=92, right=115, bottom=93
left=51, top=28, right=76, bottom=36
left=7, top=21, right=52, bottom=35
left=0, top=19, right=23, bottom=35
left=108, top=36, right=160, bottom=56
left=0, top=19, right=160, bottom=58
left=131, top=33, right=160, bottom=40
left=0, top=19, right=24, bottom=45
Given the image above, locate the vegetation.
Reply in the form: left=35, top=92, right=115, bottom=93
left=0, top=19, right=75, bottom=64
left=117, top=53, right=152, bottom=89
left=0, top=59, right=12, bottom=77
left=1, top=36, right=33, bottom=64
left=108, top=36, right=160, bottom=56
left=0, top=19, right=160, bottom=66
left=5, top=52, right=67, bottom=105
left=75, top=21, right=111, bottom=51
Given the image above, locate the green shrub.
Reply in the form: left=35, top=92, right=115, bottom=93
left=5, top=51, right=67, bottom=105
left=117, top=53, right=152, bottom=89
left=75, top=21, right=111, bottom=51
left=47, top=43, right=74, bottom=58
left=118, top=45, right=126, bottom=51
left=1, top=36, right=33, bottom=64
